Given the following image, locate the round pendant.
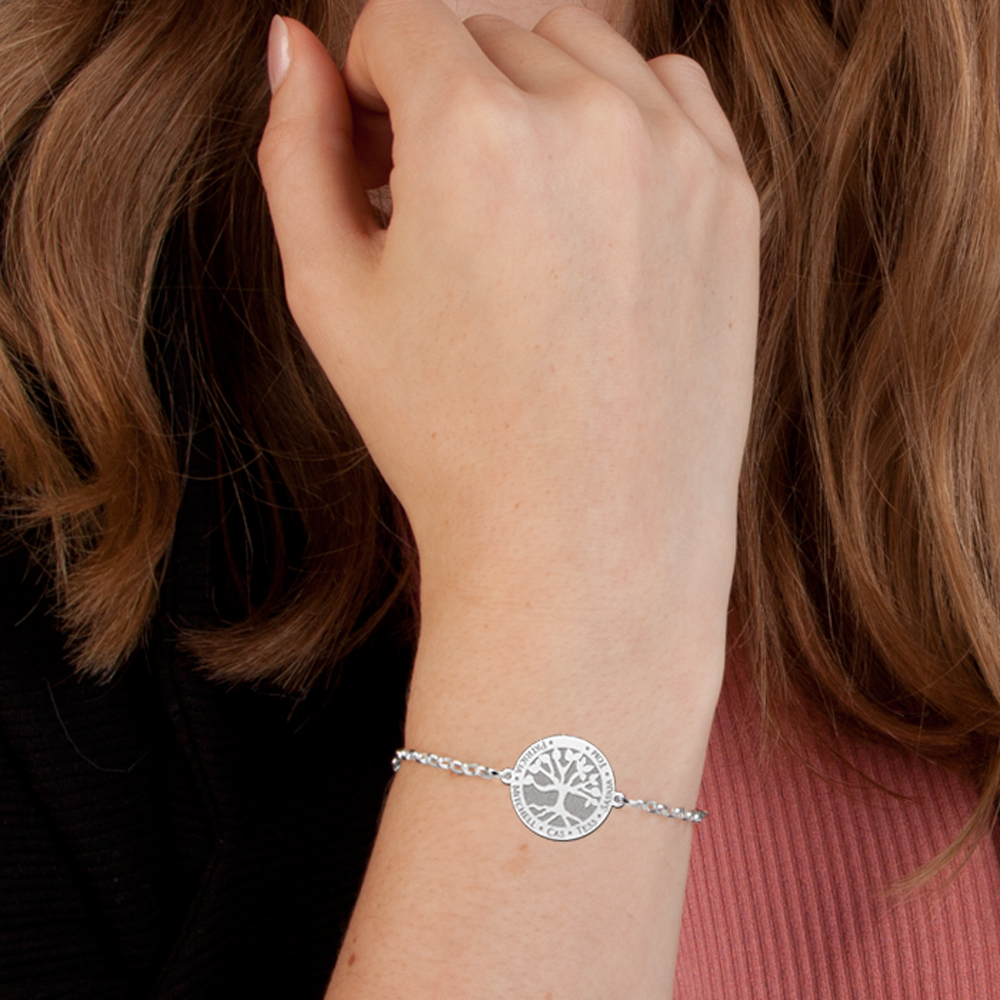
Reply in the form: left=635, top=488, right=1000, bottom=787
left=508, top=735, right=616, bottom=841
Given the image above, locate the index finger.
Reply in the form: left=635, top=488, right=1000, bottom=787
left=343, top=0, right=510, bottom=118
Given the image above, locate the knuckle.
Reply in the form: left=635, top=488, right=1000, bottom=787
left=534, top=3, right=606, bottom=33
left=355, top=0, right=402, bottom=32
left=463, top=11, right=515, bottom=31
left=571, top=77, right=644, bottom=139
left=257, top=115, right=309, bottom=181
left=552, top=80, right=653, bottom=185
left=256, top=120, right=285, bottom=177
left=440, top=76, right=528, bottom=156
left=448, top=73, right=522, bottom=121
left=402, top=76, right=529, bottom=198
left=655, top=52, right=713, bottom=93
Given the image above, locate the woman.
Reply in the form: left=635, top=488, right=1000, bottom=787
left=1, top=0, right=998, bottom=997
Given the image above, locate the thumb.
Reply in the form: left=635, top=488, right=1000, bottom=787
left=257, top=16, right=380, bottom=326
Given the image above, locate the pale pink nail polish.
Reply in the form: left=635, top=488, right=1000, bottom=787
left=267, top=16, right=290, bottom=94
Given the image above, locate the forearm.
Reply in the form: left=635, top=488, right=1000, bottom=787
left=326, top=589, right=723, bottom=1000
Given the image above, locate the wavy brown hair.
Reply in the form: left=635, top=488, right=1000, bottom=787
left=630, top=0, right=1000, bottom=884
left=2, top=0, right=999, bottom=882
left=0, top=0, right=411, bottom=689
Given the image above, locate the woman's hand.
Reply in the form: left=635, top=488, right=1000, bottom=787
left=257, top=0, right=759, bottom=651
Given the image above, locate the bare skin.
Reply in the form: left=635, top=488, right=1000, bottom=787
left=346, top=0, right=631, bottom=193
left=258, top=1, right=759, bottom=996
left=447, top=0, right=626, bottom=30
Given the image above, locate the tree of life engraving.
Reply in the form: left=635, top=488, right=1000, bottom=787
left=522, top=745, right=606, bottom=831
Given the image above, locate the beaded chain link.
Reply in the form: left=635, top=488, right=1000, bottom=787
left=392, top=748, right=512, bottom=783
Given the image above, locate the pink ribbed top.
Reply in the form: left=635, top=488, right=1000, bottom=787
left=674, top=655, right=1000, bottom=998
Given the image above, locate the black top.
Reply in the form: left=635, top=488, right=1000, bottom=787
left=0, top=466, right=415, bottom=999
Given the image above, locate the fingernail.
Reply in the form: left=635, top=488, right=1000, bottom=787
left=268, top=16, right=291, bottom=93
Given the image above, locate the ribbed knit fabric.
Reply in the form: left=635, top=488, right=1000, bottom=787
left=675, top=656, right=1000, bottom=998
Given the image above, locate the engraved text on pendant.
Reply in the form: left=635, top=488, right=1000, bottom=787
left=509, top=735, right=616, bottom=841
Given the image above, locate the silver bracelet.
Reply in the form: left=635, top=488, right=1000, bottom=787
left=392, top=734, right=706, bottom=842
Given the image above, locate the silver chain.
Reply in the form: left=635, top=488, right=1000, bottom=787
left=392, top=748, right=514, bottom=785
left=611, top=790, right=707, bottom=823
left=392, top=748, right=707, bottom=824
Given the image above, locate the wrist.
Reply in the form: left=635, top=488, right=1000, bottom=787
left=405, top=599, right=725, bottom=806
left=409, top=479, right=740, bottom=632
